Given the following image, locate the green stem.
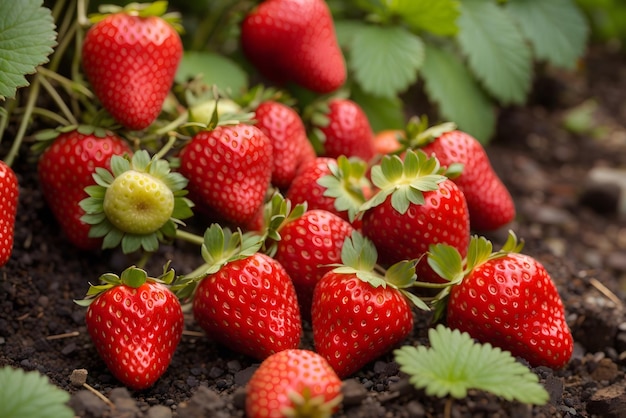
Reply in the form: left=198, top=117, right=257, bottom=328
left=153, top=134, right=178, bottom=160
left=5, top=75, right=41, bottom=167
left=38, top=75, right=78, bottom=125
left=175, top=229, right=204, bottom=246
left=37, top=67, right=93, bottom=99
left=154, top=110, right=189, bottom=136
left=135, top=251, right=153, bottom=269
left=29, top=107, right=72, bottom=126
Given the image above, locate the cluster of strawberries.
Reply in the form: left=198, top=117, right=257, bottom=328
left=0, top=0, right=574, bottom=416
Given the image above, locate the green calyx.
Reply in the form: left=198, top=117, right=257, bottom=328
left=89, top=1, right=184, bottom=33
left=402, top=115, right=457, bottom=149
left=257, top=192, right=307, bottom=257
left=80, top=150, right=194, bottom=254
left=74, top=265, right=175, bottom=307
left=282, top=387, right=343, bottom=418
left=424, top=230, right=525, bottom=308
left=331, top=231, right=429, bottom=311
left=359, top=149, right=448, bottom=215
left=317, top=156, right=372, bottom=223
left=171, top=223, right=264, bottom=300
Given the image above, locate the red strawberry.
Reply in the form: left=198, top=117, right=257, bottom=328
left=82, top=6, right=182, bottom=130
left=78, top=266, right=184, bottom=390
left=241, top=0, right=346, bottom=94
left=0, top=161, right=18, bottom=266
left=360, top=150, right=470, bottom=283
left=286, top=156, right=372, bottom=229
left=178, top=124, right=273, bottom=226
left=246, top=349, right=343, bottom=418
left=419, top=129, right=515, bottom=231
left=254, top=100, right=316, bottom=190
left=311, top=98, right=376, bottom=162
left=260, top=193, right=355, bottom=320
left=192, top=224, right=302, bottom=360
left=429, top=233, right=574, bottom=369
left=311, top=232, right=426, bottom=378
left=38, top=129, right=133, bottom=250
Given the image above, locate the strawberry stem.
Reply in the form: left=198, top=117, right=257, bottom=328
left=175, top=229, right=204, bottom=246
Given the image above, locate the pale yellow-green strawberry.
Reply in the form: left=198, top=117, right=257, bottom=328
left=80, top=150, right=193, bottom=253
left=103, top=170, right=175, bottom=235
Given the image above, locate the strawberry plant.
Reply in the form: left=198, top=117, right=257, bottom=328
left=0, top=0, right=587, bottom=414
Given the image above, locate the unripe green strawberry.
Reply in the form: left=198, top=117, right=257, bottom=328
left=80, top=150, right=193, bottom=253
left=103, top=170, right=174, bottom=235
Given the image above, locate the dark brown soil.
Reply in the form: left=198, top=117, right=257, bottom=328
left=3, top=45, right=626, bottom=418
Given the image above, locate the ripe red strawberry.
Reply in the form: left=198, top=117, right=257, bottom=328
left=311, top=98, right=376, bottom=162
left=241, top=0, right=346, bottom=93
left=246, top=349, right=343, bottom=418
left=359, top=150, right=470, bottom=283
left=260, top=193, right=355, bottom=320
left=178, top=124, right=273, bottom=226
left=82, top=6, right=182, bottom=130
left=254, top=100, right=316, bottom=190
left=311, top=232, right=426, bottom=378
left=0, top=161, right=18, bottom=266
left=419, top=129, right=516, bottom=231
left=78, top=266, right=184, bottom=390
left=429, top=233, right=574, bottom=369
left=192, top=224, right=302, bottom=360
left=286, top=156, right=372, bottom=229
left=38, top=129, right=133, bottom=250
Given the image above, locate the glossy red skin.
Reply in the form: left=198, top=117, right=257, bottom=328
left=311, top=272, right=414, bottom=378
left=0, top=161, right=18, bottom=266
left=320, top=99, right=376, bottom=163
left=254, top=101, right=315, bottom=190
left=178, top=124, right=273, bottom=226
left=82, top=13, right=182, bottom=130
left=420, top=130, right=516, bottom=231
left=85, top=282, right=184, bottom=390
left=446, top=253, right=574, bottom=369
left=38, top=131, right=133, bottom=250
left=192, top=252, right=302, bottom=360
left=361, top=179, right=470, bottom=283
left=274, top=209, right=355, bottom=321
left=286, top=157, right=367, bottom=230
left=246, top=349, right=342, bottom=418
left=241, top=0, right=346, bottom=93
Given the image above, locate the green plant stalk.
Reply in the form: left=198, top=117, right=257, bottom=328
left=28, top=107, right=71, bottom=126
left=4, top=76, right=41, bottom=167
left=175, top=229, right=204, bottom=246
left=38, top=75, right=78, bottom=125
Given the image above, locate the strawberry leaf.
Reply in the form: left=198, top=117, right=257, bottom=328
left=389, top=0, right=460, bottom=36
left=176, top=51, right=248, bottom=95
left=394, top=325, right=550, bottom=404
left=0, top=366, right=73, bottom=418
left=421, top=44, right=495, bottom=143
left=0, top=0, right=56, bottom=100
left=506, top=0, right=588, bottom=69
left=349, top=25, right=424, bottom=98
left=457, top=0, right=533, bottom=105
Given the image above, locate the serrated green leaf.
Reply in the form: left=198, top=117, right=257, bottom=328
left=350, top=25, right=424, bottom=98
left=389, top=0, right=460, bottom=36
left=420, top=43, right=496, bottom=143
left=176, top=51, right=248, bottom=96
left=0, top=366, right=73, bottom=418
left=394, top=325, right=549, bottom=404
left=457, top=0, right=533, bottom=105
left=506, top=0, right=588, bottom=69
left=0, top=0, right=57, bottom=100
